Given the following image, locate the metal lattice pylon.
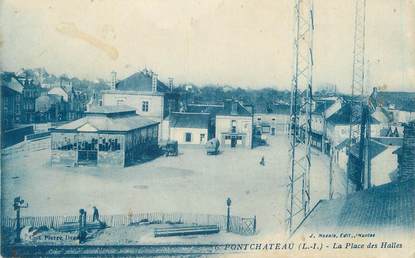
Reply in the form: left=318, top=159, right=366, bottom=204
left=346, top=0, right=367, bottom=194
left=287, top=0, right=314, bottom=234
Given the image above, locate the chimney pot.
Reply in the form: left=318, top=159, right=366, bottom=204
left=152, top=73, right=158, bottom=93
left=168, top=78, right=174, bottom=92
left=111, top=71, right=117, bottom=90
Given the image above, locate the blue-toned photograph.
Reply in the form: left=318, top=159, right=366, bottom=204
left=1, top=0, right=414, bottom=257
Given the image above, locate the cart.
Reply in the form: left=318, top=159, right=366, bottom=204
left=206, top=138, right=220, bottom=155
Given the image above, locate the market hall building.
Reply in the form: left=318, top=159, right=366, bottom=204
left=50, top=105, right=159, bottom=167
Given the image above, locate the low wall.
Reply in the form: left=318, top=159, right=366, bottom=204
left=1, top=125, right=34, bottom=148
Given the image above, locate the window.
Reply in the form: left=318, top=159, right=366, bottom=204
left=225, top=135, right=231, bottom=140
left=237, top=136, right=242, bottom=140
left=116, top=99, right=124, bottom=105
left=142, top=101, right=149, bottom=112
left=200, top=134, right=205, bottom=143
left=185, top=133, right=192, bottom=142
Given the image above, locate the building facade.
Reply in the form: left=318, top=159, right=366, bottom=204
left=215, top=100, right=253, bottom=148
left=51, top=105, right=159, bottom=168
left=169, top=112, right=211, bottom=144
left=101, top=69, right=178, bottom=140
left=21, top=78, right=44, bottom=123
left=1, top=73, right=23, bottom=130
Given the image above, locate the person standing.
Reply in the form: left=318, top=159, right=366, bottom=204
left=78, top=209, right=87, bottom=243
left=92, top=206, right=100, bottom=222
left=260, top=156, right=265, bottom=166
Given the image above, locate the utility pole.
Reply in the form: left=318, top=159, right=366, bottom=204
left=346, top=0, right=368, bottom=194
left=287, top=0, right=314, bottom=234
left=328, top=143, right=334, bottom=200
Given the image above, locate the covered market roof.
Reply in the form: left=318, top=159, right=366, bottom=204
left=54, top=105, right=158, bottom=132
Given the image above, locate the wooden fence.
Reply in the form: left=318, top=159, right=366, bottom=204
left=2, top=212, right=256, bottom=235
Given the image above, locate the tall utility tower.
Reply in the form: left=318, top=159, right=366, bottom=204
left=287, top=0, right=314, bottom=234
left=346, top=0, right=369, bottom=193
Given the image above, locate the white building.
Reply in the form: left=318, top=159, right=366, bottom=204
left=215, top=100, right=253, bottom=148
left=101, top=69, right=178, bottom=141
left=169, top=112, right=211, bottom=144
left=48, top=87, right=69, bottom=102
left=254, top=108, right=290, bottom=136
left=348, top=138, right=400, bottom=187
left=373, top=90, right=415, bottom=124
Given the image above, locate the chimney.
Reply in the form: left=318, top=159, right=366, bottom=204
left=168, top=78, right=174, bottom=92
left=152, top=73, right=158, bottom=93
left=231, top=101, right=238, bottom=115
left=111, top=71, right=117, bottom=90
left=398, top=121, right=415, bottom=181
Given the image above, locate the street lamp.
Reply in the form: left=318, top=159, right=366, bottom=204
left=226, top=198, right=232, bottom=232
left=13, top=196, right=29, bottom=243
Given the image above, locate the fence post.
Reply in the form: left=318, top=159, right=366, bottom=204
left=253, top=216, right=256, bottom=234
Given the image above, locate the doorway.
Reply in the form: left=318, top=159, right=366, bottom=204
left=231, top=136, right=237, bottom=148
left=77, top=150, right=97, bottom=166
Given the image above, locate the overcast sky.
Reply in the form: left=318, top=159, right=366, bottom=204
left=1, top=0, right=414, bottom=92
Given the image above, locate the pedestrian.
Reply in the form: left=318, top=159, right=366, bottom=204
left=78, top=209, right=87, bottom=244
left=92, top=206, right=100, bottom=222
left=260, top=156, right=265, bottom=166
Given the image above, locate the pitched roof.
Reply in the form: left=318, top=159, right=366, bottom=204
left=116, top=70, right=170, bottom=93
left=349, top=139, right=388, bottom=160
left=1, top=72, right=24, bottom=93
left=217, top=100, right=252, bottom=116
left=313, top=99, right=336, bottom=114
left=54, top=113, right=158, bottom=132
left=326, top=102, right=380, bottom=125
left=295, top=179, right=415, bottom=234
left=374, top=91, right=415, bottom=112
left=170, top=112, right=210, bottom=129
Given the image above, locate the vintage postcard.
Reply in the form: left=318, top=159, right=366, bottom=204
left=1, top=0, right=414, bottom=257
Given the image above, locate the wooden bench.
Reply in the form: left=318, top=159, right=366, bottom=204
left=154, top=225, right=220, bottom=237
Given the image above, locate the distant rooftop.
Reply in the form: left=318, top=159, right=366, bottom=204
left=115, top=69, right=170, bottom=93
left=313, top=99, right=336, bottom=114
left=217, top=100, right=252, bottom=117
left=374, top=91, right=415, bottom=112
left=327, top=102, right=380, bottom=125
